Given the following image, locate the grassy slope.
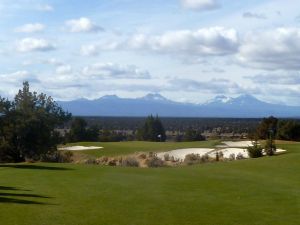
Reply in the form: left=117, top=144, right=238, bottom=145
left=0, top=142, right=299, bottom=225
left=62, top=140, right=220, bottom=157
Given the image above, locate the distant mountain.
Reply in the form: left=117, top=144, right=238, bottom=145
left=140, top=93, right=170, bottom=102
left=57, top=94, right=300, bottom=118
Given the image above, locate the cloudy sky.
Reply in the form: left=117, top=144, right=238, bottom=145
left=1, top=0, right=300, bottom=105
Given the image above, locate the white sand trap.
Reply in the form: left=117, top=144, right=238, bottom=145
left=155, top=140, right=287, bottom=162
left=276, top=149, right=287, bottom=154
left=218, top=148, right=249, bottom=158
left=262, top=148, right=287, bottom=155
left=58, top=146, right=103, bottom=151
left=221, top=141, right=254, bottom=148
left=157, top=148, right=215, bottom=161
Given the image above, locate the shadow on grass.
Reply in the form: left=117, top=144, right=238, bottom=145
left=0, top=186, right=53, bottom=205
left=0, top=186, right=24, bottom=191
left=0, top=164, right=72, bottom=171
left=0, top=197, right=49, bottom=205
left=0, top=193, right=51, bottom=198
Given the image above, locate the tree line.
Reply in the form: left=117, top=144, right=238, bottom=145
left=255, top=116, right=300, bottom=141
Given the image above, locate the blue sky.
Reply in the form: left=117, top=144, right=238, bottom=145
left=0, top=0, right=300, bottom=105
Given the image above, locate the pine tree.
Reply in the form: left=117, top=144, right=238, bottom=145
left=0, top=82, right=71, bottom=162
left=138, top=115, right=166, bottom=142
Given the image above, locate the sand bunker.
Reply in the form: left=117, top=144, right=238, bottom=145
left=58, top=146, right=103, bottom=151
left=157, top=141, right=286, bottom=161
left=271, top=149, right=286, bottom=154
left=157, top=148, right=214, bottom=161
left=220, top=141, right=253, bottom=148
left=157, top=148, right=249, bottom=160
left=218, top=148, right=249, bottom=158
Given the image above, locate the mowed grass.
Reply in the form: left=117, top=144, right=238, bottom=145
left=62, top=140, right=220, bottom=157
left=0, top=142, right=300, bottom=225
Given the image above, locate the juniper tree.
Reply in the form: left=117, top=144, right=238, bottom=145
left=0, top=82, right=71, bottom=162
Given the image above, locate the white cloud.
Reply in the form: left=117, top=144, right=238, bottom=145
left=181, top=0, right=219, bottom=11
left=0, top=70, right=38, bottom=84
left=238, top=27, right=300, bottom=70
left=36, top=4, right=53, bottom=12
left=80, top=44, right=99, bottom=56
left=127, top=27, right=239, bottom=56
left=170, top=78, right=244, bottom=94
left=42, top=58, right=64, bottom=66
left=82, top=63, right=151, bottom=79
left=15, top=23, right=45, bottom=33
left=245, top=72, right=300, bottom=85
left=65, top=17, right=103, bottom=33
left=16, top=38, right=56, bottom=52
left=56, top=65, right=72, bottom=75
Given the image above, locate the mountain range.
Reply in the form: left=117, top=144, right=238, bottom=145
left=57, top=94, right=300, bottom=118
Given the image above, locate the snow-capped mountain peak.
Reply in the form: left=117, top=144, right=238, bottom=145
left=141, top=93, right=168, bottom=101
left=99, top=95, right=120, bottom=100
left=204, top=95, right=233, bottom=105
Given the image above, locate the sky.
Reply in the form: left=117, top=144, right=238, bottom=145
left=0, top=0, right=300, bottom=105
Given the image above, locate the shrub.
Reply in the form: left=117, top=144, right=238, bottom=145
left=170, top=156, right=177, bottom=162
left=121, top=157, right=139, bottom=167
left=0, top=141, right=15, bottom=163
left=184, top=153, right=201, bottom=165
left=146, top=157, right=165, bottom=167
left=148, top=152, right=156, bottom=158
left=164, top=153, right=170, bottom=161
left=229, top=153, right=235, bottom=161
left=264, top=138, right=276, bottom=156
left=137, top=153, right=147, bottom=159
left=236, top=153, right=245, bottom=160
left=200, top=154, right=210, bottom=163
left=247, top=141, right=263, bottom=158
left=84, top=158, right=97, bottom=164
left=108, top=158, right=118, bottom=166
left=219, top=151, right=224, bottom=159
left=41, top=151, right=73, bottom=163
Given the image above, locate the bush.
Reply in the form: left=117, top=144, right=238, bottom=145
left=229, top=154, right=235, bottom=161
left=137, top=153, right=147, bottom=159
left=84, top=158, right=97, bottom=164
left=0, top=141, right=16, bottom=163
left=108, top=158, right=118, bottom=166
left=265, top=138, right=276, bottom=156
left=184, top=153, right=201, bottom=165
left=200, top=154, right=210, bottom=163
left=164, top=153, right=170, bottom=161
left=146, top=157, right=165, bottom=167
left=247, top=141, right=263, bottom=158
left=236, top=153, right=245, bottom=160
left=183, top=128, right=206, bottom=142
left=121, top=157, right=139, bottom=167
left=41, top=151, right=73, bottom=163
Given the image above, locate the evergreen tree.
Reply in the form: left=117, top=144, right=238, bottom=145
left=67, top=118, right=100, bottom=142
left=277, top=120, right=300, bottom=141
left=256, top=116, right=278, bottom=139
left=138, top=115, right=166, bottom=142
left=0, top=82, right=71, bottom=162
left=183, top=127, right=206, bottom=141
left=265, top=130, right=276, bottom=156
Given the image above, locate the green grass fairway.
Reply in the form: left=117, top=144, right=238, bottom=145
left=62, top=140, right=220, bottom=157
left=1, top=142, right=300, bottom=225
